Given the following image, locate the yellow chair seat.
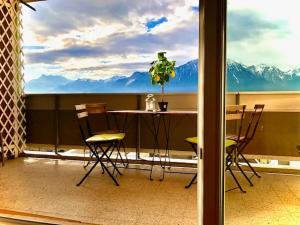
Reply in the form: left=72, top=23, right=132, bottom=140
left=185, top=137, right=236, bottom=148
left=185, top=137, right=198, bottom=144
left=225, top=139, right=236, bottom=148
left=86, top=133, right=125, bottom=143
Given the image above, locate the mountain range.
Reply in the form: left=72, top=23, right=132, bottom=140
left=25, top=59, right=300, bottom=93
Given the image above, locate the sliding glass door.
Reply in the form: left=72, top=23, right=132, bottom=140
left=225, top=1, right=300, bottom=225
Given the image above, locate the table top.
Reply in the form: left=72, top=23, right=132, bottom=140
left=107, top=109, right=241, bottom=121
left=107, top=110, right=197, bottom=115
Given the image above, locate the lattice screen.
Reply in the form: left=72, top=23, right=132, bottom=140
left=0, top=0, right=26, bottom=159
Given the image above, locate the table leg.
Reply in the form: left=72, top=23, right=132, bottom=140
left=149, top=114, right=162, bottom=180
left=160, top=114, right=172, bottom=181
left=136, top=114, right=141, bottom=160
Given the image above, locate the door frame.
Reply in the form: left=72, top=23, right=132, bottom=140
left=198, top=0, right=227, bottom=224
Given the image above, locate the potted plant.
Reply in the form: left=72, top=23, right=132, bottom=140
left=149, top=52, right=176, bottom=111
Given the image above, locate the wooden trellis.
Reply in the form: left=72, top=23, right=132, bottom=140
left=0, top=0, right=26, bottom=160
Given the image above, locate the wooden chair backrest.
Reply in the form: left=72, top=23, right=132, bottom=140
left=77, top=103, right=111, bottom=136
left=75, top=104, right=88, bottom=119
left=74, top=104, right=89, bottom=142
left=244, top=104, right=264, bottom=141
left=226, top=105, right=246, bottom=143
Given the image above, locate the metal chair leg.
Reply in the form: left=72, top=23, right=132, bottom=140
left=236, top=162, right=253, bottom=186
left=112, top=143, right=120, bottom=177
left=101, top=146, right=122, bottom=176
left=83, top=145, right=90, bottom=168
left=83, top=148, right=105, bottom=173
left=100, top=161, right=120, bottom=186
left=240, top=153, right=261, bottom=178
left=77, top=161, right=99, bottom=186
left=185, top=174, right=197, bottom=188
left=226, top=152, right=246, bottom=193
left=116, top=141, right=126, bottom=167
left=183, top=143, right=198, bottom=187
left=228, top=167, right=246, bottom=193
left=84, top=146, right=105, bottom=174
left=98, top=145, right=120, bottom=186
left=78, top=144, right=121, bottom=186
left=120, top=140, right=129, bottom=167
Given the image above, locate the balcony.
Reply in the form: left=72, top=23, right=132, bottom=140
left=1, top=0, right=300, bottom=224
left=0, top=92, right=299, bottom=224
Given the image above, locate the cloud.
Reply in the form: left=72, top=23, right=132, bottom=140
left=26, top=46, right=104, bottom=63
left=227, top=10, right=288, bottom=42
left=24, top=0, right=184, bottom=39
left=65, top=62, right=150, bottom=73
left=26, top=14, right=198, bottom=65
left=146, top=17, right=168, bottom=31
left=103, top=26, right=197, bottom=56
left=23, top=0, right=199, bottom=80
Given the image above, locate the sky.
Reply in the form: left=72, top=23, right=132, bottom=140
left=22, top=0, right=199, bottom=81
left=227, top=0, right=300, bottom=70
left=22, top=0, right=300, bottom=82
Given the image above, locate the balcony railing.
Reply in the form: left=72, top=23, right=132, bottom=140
left=24, top=92, right=300, bottom=160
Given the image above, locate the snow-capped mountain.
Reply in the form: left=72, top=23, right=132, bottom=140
left=25, top=59, right=300, bottom=93
left=292, top=68, right=300, bottom=76
left=25, top=75, right=72, bottom=93
left=228, top=61, right=300, bottom=91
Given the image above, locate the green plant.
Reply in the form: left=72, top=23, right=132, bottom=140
left=149, top=52, right=176, bottom=101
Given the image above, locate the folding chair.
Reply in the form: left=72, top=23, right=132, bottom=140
left=184, top=137, right=237, bottom=189
left=226, top=104, right=264, bottom=192
left=84, top=103, right=129, bottom=169
left=226, top=105, right=251, bottom=192
left=184, top=105, right=247, bottom=191
left=235, top=104, right=265, bottom=179
left=75, top=104, right=125, bottom=186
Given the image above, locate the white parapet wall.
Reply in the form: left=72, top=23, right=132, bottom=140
left=0, top=0, right=26, bottom=158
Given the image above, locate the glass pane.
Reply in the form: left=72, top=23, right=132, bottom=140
left=16, top=1, right=200, bottom=225
left=225, top=0, right=300, bottom=224
left=22, top=0, right=198, bottom=94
